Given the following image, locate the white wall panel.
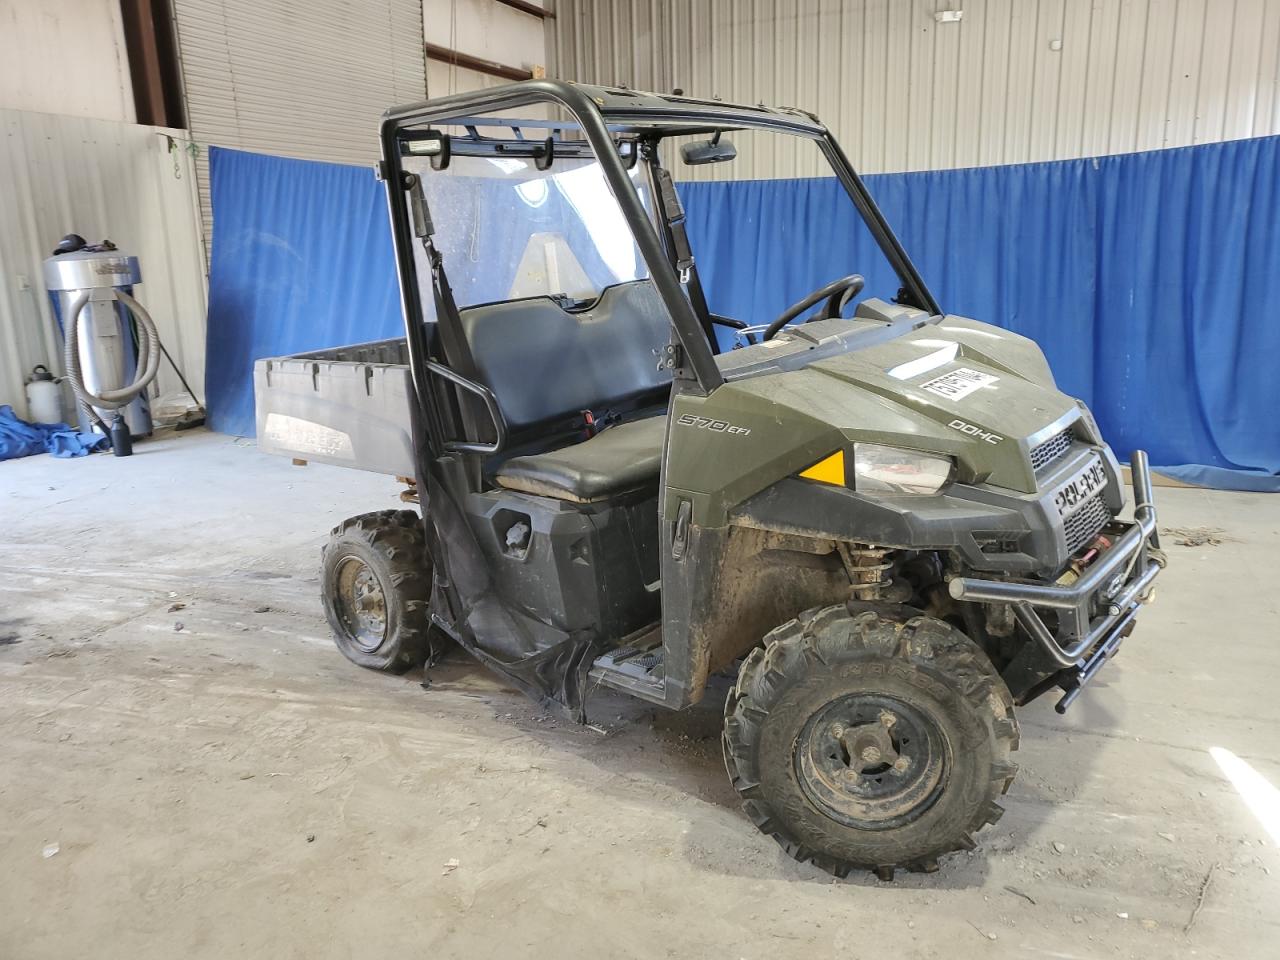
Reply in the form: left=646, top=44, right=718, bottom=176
left=550, top=0, right=1280, bottom=177
left=424, top=0, right=547, bottom=97
left=0, top=0, right=135, bottom=123
left=0, top=110, right=207, bottom=418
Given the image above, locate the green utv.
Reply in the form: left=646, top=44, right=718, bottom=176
left=254, top=81, right=1166, bottom=878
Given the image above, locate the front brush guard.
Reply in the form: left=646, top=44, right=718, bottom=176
left=948, top=451, right=1166, bottom=712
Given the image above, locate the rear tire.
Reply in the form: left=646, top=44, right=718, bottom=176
left=723, top=605, right=1018, bottom=879
left=321, top=510, right=435, bottom=673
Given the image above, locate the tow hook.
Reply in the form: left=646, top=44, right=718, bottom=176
left=1136, top=548, right=1167, bottom=606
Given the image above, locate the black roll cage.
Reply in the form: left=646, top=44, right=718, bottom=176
left=378, top=79, right=941, bottom=464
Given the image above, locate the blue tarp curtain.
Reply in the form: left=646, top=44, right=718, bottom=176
left=204, top=149, right=406, bottom=439
left=206, top=138, right=1280, bottom=490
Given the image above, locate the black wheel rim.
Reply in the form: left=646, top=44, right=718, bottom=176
left=334, top=556, right=388, bottom=653
left=794, top=694, right=948, bottom=831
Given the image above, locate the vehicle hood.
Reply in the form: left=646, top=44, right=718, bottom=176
left=685, top=316, right=1086, bottom=498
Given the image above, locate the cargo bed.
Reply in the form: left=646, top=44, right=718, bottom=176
left=254, top=339, right=416, bottom=477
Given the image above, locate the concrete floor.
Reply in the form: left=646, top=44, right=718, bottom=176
left=1, top=428, right=1277, bottom=959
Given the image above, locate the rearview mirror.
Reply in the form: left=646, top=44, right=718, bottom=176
left=681, top=134, right=736, bottom=166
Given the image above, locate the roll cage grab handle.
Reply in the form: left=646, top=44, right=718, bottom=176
left=377, top=80, right=942, bottom=460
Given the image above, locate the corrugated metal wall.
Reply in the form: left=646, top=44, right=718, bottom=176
left=0, top=109, right=207, bottom=418
left=550, top=0, right=1280, bottom=178
left=171, top=0, right=428, bottom=254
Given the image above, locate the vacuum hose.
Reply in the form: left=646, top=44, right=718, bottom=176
left=63, top=288, right=161, bottom=410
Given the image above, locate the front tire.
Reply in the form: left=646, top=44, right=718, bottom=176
left=321, top=510, right=434, bottom=673
left=723, top=606, right=1018, bottom=879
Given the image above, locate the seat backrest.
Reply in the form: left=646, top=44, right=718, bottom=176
left=457, top=280, right=672, bottom=432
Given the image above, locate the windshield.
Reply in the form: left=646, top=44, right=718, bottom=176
left=668, top=130, right=910, bottom=347
left=405, top=151, right=653, bottom=312
left=385, top=88, right=938, bottom=397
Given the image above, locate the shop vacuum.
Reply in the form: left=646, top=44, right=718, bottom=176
left=43, top=235, right=203, bottom=457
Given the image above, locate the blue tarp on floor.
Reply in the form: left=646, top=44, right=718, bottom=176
left=205, top=137, right=1280, bottom=490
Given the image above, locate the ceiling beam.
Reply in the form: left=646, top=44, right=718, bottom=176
left=424, top=43, right=533, bottom=82
left=493, top=0, right=556, bottom=19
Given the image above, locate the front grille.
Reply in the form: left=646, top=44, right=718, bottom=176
left=1030, top=429, right=1073, bottom=472
left=1064, top=494, right=1112, bottom=554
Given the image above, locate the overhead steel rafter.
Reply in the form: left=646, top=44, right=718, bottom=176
left=119, top=0, right=186, bottom=128
left=424, top=42, right=532, bottom=82
left=494, top=0, right=554, bottom=19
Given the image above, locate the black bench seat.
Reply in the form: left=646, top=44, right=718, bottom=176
left=454, top=279, right=673, bottom=503
left=494, top=415, right=666, bottom=502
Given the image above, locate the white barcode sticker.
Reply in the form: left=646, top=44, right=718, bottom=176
left=920, top=366, right=999, bottom=401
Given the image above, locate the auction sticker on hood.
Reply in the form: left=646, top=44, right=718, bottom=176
left=920, top=367, right=999, bottom=401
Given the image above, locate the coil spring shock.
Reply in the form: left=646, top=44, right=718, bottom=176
left=838, top=544, right=895, bottom=601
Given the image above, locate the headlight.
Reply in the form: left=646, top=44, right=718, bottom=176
left=852, top=443, right=952, bottom=495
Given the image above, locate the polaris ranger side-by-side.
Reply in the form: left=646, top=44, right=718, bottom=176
left=254, top=81, right=1166, bottom=878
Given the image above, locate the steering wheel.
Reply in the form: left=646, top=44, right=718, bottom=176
left=761, top=275, right=865, bottom=341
